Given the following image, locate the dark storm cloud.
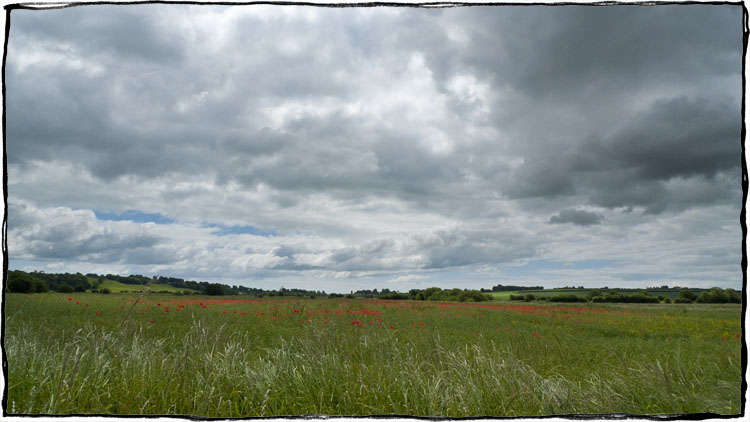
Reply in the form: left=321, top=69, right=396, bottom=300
left=505, top=95, right=741, bottom=213
left=447, top=5, right=741, bottom=100
left=548, top=209, right=604, bottom=226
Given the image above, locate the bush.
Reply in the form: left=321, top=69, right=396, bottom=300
left=586, top=289, right=602, bottom=300
left=548, top=294, right=587, bottom=303
left=377, top=292, right=410, bottom=300
left=524, top=294, right=535, bottom=302
left=100, top=287, right=111, bottom=294
left=677, top=289, right=698, bottom=303
left=509, top=294, right=525, bottom=301
left=591, top=292, right=659, bottom=303
left=74, top=285, right=87, bottom=292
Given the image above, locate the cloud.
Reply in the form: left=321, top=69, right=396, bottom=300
left=4, top=4, right=743, bottom=290
left=548, top=209, right=604, bottom=226
left=9, top=200, right=165, bottom=263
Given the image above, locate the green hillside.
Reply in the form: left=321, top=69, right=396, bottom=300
left=87, top=277, right=196, bottom=294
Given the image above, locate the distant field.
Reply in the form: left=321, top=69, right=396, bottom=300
left=5, top=293, right=742, bottom=417
left=489, top=288, right=686, bottom=300
left=88, top=277, right=196, bottom=294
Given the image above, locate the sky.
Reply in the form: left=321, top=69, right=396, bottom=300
left=3, top=3, right=745, bottom=293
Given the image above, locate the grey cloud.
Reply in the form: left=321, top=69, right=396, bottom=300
left=418, top=228, right=537, bottom=270
left=449, top=5, right=741, bottom=100
left=548, top=209, right=604, bottom=226
left=13, top=6, right=186, bottom=65
left=505, top=95, right=741, bottom=214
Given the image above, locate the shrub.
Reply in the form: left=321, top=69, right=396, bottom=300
left=548, top=294, right=587, bottom=303
left=591, top=292, right=659, bottom=303
left=523, top=294, right=535, bottom=302
left=586, top=289, right=602, bottom=300
left=100, top=287, right=111, bottom=294
left=509, top=294, right=525, bottom=301
left=677, top=289, right=698, bottom=303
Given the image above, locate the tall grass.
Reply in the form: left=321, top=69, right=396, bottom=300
left=4, top=293, right=743, bottom=416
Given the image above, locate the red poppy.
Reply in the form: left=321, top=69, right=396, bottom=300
left=84, top=302, right=88, bottom=307
left=75, top=301, right=79, bottom=305
left=67, top=297, right=72, bottom=301
left=532, top=332, right=540, bottom=338
left=96, top=312, right=101, bottom=316
left=150, top=320, right=155, bottom=324
left=389, top=325, right=396, bottom=329
left=737, top=334, right=742, bottom=339
left=293, top=309, right=300, bottom=313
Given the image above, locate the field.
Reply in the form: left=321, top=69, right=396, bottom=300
left=4, top=293, right=743, bottom=417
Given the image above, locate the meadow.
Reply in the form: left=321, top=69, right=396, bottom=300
left=3, top=292, right=743, bottom=417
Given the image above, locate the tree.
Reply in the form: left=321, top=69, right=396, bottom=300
left=696, top=287, right=741, bottom=304
left=676, top=288, right=698, bottom=303
left=8, top=271, right=34, bottom=293
left=205, top=283, right=225, bottom=296
left=56, top=285, right=74, bottom=293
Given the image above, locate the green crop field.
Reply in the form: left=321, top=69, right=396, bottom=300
left=488, top=289, right=589, bottom=299
left=4, top=293, right=743, bottom=417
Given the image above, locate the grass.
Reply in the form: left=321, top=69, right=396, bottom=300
left=4, top=293, right=743, bottom=417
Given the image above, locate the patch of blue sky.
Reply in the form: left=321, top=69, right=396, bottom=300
left=94, top=209, right=176, bottom=224
left=202, top=222, right=275, bottom=237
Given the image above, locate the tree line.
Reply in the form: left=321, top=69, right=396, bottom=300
left=510, top=287, right=741, bottom=304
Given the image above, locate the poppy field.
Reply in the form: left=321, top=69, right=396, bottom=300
left=3, top=293, right=744, bottom=417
